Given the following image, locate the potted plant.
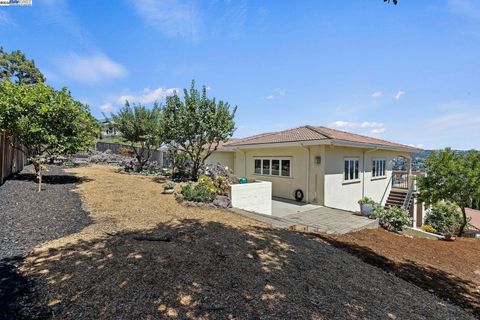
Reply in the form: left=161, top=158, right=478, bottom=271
left=443, top=222, right=460, bottom=241
left=358, top=197, right=376, bottom=216
left=162, top=181, right=176, bottom=194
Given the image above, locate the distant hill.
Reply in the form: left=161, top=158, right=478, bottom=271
left=393, top=149, right=477, bottom=172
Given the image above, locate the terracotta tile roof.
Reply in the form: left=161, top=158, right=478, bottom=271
left=225, top=125, right=421, bottom=151
left=466, top=208, right=480, bottom=230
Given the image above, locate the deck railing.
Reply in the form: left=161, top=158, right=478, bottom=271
left=392, top=171, right=409, bottom=189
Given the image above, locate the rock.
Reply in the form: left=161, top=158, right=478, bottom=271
left=213, top=195, right=231, bottom=208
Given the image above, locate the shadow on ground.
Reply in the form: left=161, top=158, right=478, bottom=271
left=16, top=219, right=474, bottom=319
left=12, top=173, right=91, bottom=185
left=318, top=234, right=480, bottom=318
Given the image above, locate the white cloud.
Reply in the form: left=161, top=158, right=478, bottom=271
left=59, top=53, right=127, bottom=84
left=371, top=91, right=382, bottom=98
left=265, top=88, right=285, bottom=100
left=0, top=10, right=15, bottom=26
left=370, top=128, right=386, bottom=135
left=361, top=121, right=384, bottom=128
left=394, top=90, right=405, bottom=100
left=130, top=0, right=201, bottom=40
left=117, top=87, right=179, bottom=104
left=206, top=85, right=212, bottom=91
left=99, top=103, right=115, bottom=113
left=332, top=121, right=358, bottom=129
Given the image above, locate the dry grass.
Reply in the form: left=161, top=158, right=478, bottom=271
left=19, top=165, right=476, bottom=319
left=33, top=165, right=263, bottom=251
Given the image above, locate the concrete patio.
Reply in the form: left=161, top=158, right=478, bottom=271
left=232, top=198, right=378, bottom=234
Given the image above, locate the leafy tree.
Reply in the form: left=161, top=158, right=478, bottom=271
left=384, top=0, right=398, bottom=4
left=112, top=102, right=163, bottom=168
left=0, top=81, right=99, bottom=191
left=418, top=148, right=480, bottom=236
left=0, top=47, right=45, bottom=84
left=162, top=81, right=237, bottom=181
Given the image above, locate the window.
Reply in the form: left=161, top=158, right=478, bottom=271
left=372, top=159, right=386, bottom=177
left=254, top=159, right=261, bottom=174
left=262, top=159, right=270, bottom=175
left=254, top=158, right=291, bottom=177
left=344, top=158, right=359, bottom=181
left=271, top=159, right=280, bottom=175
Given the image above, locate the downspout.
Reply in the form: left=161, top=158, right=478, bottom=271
left=301, top=144, right=310, bottom=203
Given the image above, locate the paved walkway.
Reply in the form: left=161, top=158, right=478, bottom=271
left=232, top=199, right=378, bottom=234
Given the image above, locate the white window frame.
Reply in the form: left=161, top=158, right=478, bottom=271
left=253, top=157, right=292, bottom=177
left=372, top=158, right=386, bottom=178
left=344, top=158, right=360, bottom=182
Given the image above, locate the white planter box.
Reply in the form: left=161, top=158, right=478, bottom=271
left=229, top=181, right=272, bottom=215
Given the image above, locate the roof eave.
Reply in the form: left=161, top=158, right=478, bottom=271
left=222, top=139, right=421, bottom=153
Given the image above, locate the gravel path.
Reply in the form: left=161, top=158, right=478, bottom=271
left=0, top=165, right=92, bottom=319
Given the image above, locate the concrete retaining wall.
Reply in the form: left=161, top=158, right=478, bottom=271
left=229, top=181, right=272, bottom=215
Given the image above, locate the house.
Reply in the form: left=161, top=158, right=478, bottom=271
left=208, top=125, right=421, bottom=214
left=98, top=120, right=120, bottom=138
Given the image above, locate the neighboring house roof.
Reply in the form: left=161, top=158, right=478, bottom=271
left=466, top=208, right=480, bottom=230
left=224, top=125, right=421, bottom=152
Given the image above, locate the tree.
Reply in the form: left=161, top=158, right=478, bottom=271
left=0, top=47, right=45, bottom=84
left=112, top=101, right=163, bottom=168
left=418, top=148, right=480, bottom=236
left=162, top=81, right=237, bottom=181
left=384, top=0, right=398, bottom=4
left=0, top=81, right=99, bottom=191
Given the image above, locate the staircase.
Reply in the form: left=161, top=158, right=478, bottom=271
left=385, top=190, right=413, bottom=211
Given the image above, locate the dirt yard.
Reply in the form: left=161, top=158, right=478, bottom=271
left=326, top=228, right=480, bottom=317
left=9, top=165, right=477, bottom=319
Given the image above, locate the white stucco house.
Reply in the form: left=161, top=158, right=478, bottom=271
left=207, top=125, right=421, bottom=214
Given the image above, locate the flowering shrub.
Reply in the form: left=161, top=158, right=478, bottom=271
left=421, top=225, right=437, bottom=233
left=121, top=158, right=164, bottom=175
left=180, top=183, right=216, bottom=203
left=372, top=204, right=410, bottom=232
left=88, top=150, right=129, bottom=164
left=425, top=202, right=464, bottom=236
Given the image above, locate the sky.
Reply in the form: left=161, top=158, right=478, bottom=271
left=0, top=0, right=479, bottom=150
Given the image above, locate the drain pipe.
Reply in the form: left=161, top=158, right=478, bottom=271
left=301, top=144, right=310, bottom=203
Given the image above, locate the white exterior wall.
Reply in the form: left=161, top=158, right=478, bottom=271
left=323, top=145, right=410, bottom=212
left=232, top=147, right=314, bottom=203
left=206, top=151, right=235, bottom=171
left=229, top=181, right=272, bottom=215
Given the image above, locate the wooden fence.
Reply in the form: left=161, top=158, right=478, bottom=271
left=95, top=142, right=169, bottom=167
left=0, top=133, right=27, bottom=185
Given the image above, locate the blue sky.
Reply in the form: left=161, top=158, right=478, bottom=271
left=1, top=0, right=479, bottom=149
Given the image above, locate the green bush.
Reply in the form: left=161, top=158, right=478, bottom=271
left=425, top=202, right=463, bottom=236
left=180, top=183, right=216, bottom=203
left=372, top=205, right=409, bottom=232
left=358, top=197, right=376, bottom=205
left=163, top=181, right=175, bottom=190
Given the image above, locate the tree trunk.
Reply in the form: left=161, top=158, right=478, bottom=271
left=191, top=162, right=200, bottom=181
left=457, top=206, right=467, bottom=237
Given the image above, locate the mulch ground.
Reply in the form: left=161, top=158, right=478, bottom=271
left=325, top=228, right=480, bottom=317
left=9, top=165, right=475, bottom=319
left=0, top=165, right=92, bottom=319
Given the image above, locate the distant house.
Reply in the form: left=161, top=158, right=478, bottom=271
left=98, top=120, right=120, bottom=138
left=208, top=125, right=422, bottom=217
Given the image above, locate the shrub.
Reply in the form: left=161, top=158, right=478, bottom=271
left=421, top=225, right=437, bottom=233
left=197, top=175, right=218, bottom=194
left=118, top=146, right=135, bottom=157
left=358, top=197, right=376, bottom=205
left=372, top=205, right=409, bottom=232
left=163, top=181, right=175, bottom=190
left=180, top=183, right=216, bottom=203
left=121, top=158, right=163, bottom=175
left=425, top=202, right=464, bottom=236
